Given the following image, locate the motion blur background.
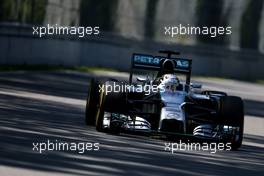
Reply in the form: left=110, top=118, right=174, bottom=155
left=0, top=0, right=264, bottom=80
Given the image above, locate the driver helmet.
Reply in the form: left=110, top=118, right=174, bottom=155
left=159, top=74, right=180, bottom=91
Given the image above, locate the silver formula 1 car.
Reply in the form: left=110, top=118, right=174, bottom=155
left=85, top=50, right=244, bottom=150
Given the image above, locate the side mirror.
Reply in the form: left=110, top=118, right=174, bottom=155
left=191, top=83, right=202, bottom=89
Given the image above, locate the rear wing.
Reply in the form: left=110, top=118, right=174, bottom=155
left=129, top=53, right=192, bottom=84
left=132, top=53, right=192, bottom=73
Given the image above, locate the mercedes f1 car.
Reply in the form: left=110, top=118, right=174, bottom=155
left=85, top=50, right=244, bottom=150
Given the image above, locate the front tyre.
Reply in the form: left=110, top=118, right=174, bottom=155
left=220, top=96, right=244, bottom=150
left=95, top=81, right=127, bottom=133
left=85, top=78, right=101, bottom=126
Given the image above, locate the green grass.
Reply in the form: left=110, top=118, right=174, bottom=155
left=193, top=76, right=228, bottom=81
left=0, top=64, right=263, bottom=85
left=256, top=80, right=264, bottom=85
left=72, top=66, right=117, bottom=73
left=193, top=75, right=264, bottom=85
left=0, top=65, right=63, bottom=71
left=0, top=65, right=118, bottom=73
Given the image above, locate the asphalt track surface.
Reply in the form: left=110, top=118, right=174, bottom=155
left=0, top=71, right=263, bottom=176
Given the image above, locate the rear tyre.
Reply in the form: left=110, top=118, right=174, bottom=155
left=220, top=96, right=244, bottom=150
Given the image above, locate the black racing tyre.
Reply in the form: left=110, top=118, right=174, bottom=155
left=95, top=88, right=106, bottom=132
left=85, top=78, right=101, bottom=126
left=96, top=81, right=127, bottom=132
left=220, top=96, right=244, bottom=150
left=103, top=81, right=127, bottom=113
